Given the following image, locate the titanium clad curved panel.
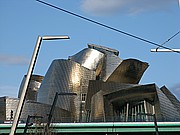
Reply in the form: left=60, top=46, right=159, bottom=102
left=37, top=59, right=79, bottom=110
left=20, top=101, right=50, bottom=123
left=101, top=53, right=122, bottom=81
left=156, top=87, right=180, bottom=121
left=20, top=101, right=72, bottom=123
left=90, top=90, right=105, bottom=122
left=86, top=44, right=122, bottom=81
left=37, top=59, right=96, bottom=122
left=18, top=75, right=44, bottom=101
left=107, top=59, right=149, bottom=84
left=160, top=86, right=180, bottom=113
left=69, top=48, right=104, bottom=71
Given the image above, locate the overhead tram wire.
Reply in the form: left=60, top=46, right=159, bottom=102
left=155, top=30, right=180, bottom=51
left=160, top=30, right=180, bottom=46
left=36, top=0, right=180, bottom=54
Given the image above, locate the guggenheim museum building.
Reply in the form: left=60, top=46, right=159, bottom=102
left=0, top=44, right=180, bottom=124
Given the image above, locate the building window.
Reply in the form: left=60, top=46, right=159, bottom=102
left=81, top=93, right=86, bottom=102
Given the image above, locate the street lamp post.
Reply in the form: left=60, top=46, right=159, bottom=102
left=9, top=35, right=70, bottom=135
left=151, top=48, right=180, bottom=52
left=138, top=113, right=159, bottom=135
left=46, top=92, right=77, bottom=130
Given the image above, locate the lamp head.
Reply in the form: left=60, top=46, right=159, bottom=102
left=42, top=35, right=70, bottom=40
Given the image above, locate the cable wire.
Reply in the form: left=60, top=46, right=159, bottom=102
left=155, top=31, right=180, bottom=51
left=36, top=0, right=180, bottom=54
left=161, top=31, right=180, bottom=46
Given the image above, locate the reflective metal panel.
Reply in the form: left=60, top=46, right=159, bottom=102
left=20, top=100, right=72, bottom=123
left=100, top=53, right=122, bottom=81
left=69, top=48, right=104, bottom=71
left=18, top=75, right=44, bottom=101
left=156, top=87, right=180, bottom=121
left=37, top=59, right=96, bottom=122
left=87, top=44, right=122, bottom=81
left=107, top=59, right=149, bottom=84
left=160, top=86, right=180, bottom=113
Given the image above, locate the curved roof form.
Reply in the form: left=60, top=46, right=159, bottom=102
left=18, top=75, right=44, bottom=101
left=107, top=59, right=149, bottom=84
left=68, top=48, right=104, bottom=72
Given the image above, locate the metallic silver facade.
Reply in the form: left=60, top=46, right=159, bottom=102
left=107, top=59, right=149, bottom=84
left=156, top=86, right=180, bottom=121
left=85, top=81, right=180, bottom=122
left=100, top=52, right=122, bottom=81
left=20, top=100, right=72, bottom=123
left=69, top=48, right=104, bottom=72
left=37, top=59, right=96, bottom=122
left=160, top=86, right=180, bottom=114
left=18, top=75, right=44, bottom=101
left=88, top=44, right=123, bottom=81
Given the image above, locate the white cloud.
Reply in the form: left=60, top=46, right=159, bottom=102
left=0, top=54, right=29, bottom=65
left=81, top=0, right=178, bottom=16
left=81, top=0, right=124, bottom=15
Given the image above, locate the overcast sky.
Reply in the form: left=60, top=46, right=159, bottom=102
left=0, top=0, right=180, bottom=99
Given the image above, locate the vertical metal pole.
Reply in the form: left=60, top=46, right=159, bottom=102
left=152, top=105, right=159, bottom=135
left=10, top=36, right=42, bottom=135
left=23, top=115, right=31, bottom=135
left=144, top=100, right=148, bottom=121
left=152, top=105, right=155, bottom=114
left=46, top=92, right=76, bottom=128
left=134, top=106, right=137, bottom=121
left=153, top=114, right=159, bottom=135
left=125, top=103, right=129, bottom=122
left=46, top=92, right=59, bottom=129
